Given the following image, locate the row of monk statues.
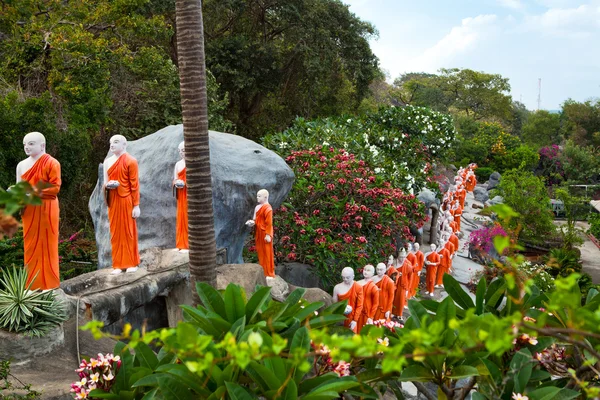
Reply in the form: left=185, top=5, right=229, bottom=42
left=332, top=163, right=479, bottom=334
left=11, top=132, right=276, bottom=290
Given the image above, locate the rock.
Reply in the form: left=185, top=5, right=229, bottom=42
left=486, top=171, right=501, bottom=191
left=417, top=188, right=438, bottom=209
left=295, top=286, right=334, bottom=308
left=471, top=203, right=483, bottom=209
left=89, top=125, right=295, bottom=269
left=216, top=263, right=267, bottom=295
left=487, top=196, right=504, bottom=206
left=0, top=325, right=64, bottom=364
left=275, top=262, right=322, bottom=288
left=473, top=186, right=489, bottom=203
left=267, top=275, right=290, bottom=302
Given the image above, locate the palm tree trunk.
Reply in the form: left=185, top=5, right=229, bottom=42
left=175, top=0, right=217, bottom=304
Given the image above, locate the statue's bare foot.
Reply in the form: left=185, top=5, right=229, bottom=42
left=179, top=249, right=189, bottom=253
left=266, top=276, right=275, bottom=281
left=126, top=267, right=139, bottom=273
left=111, top=269, right=123, bottom=275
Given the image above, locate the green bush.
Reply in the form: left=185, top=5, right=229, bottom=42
left=0, top=267, right=66, bottom=337
left=83, top=283, right=375, bottom=400
left=269, top=148, right=426, bottom=290
left=494, top=169, right=556, bottom=243
left=589, top=213, right=600, bottom=240
left=263, top=105, right=456, bottom=193
left=475, top=167, right=494, bottom=182
left=545, top=248, right=582, bottom=278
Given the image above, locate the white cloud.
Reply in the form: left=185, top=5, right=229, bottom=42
left=497, top=0, right=524, bottom=9
left=525, top=2, right=600, bottom=37
left=404, top=14, right=498, bottom=72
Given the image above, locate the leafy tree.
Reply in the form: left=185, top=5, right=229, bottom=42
left=560, top=140, right=600, bottom=184
left=174, top=0, right=217, bottom=297
left=509, top=100, right=530, bottom=136
left=203, top=0, right=380, bottom=139
left=394, top=68, right=513, bottom=122
left=521, top=110, right=562, bottom=148
left=494, top=169, right=556, bottom=244
left=561, top=98, right=600, bottom=147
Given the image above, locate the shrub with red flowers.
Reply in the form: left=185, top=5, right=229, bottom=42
left=270, top=147, right=426, bottom=289
left=537, top=144, right=565, bottom=186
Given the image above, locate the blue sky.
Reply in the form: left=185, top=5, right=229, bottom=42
left=342, top=0, right=600, bottom=110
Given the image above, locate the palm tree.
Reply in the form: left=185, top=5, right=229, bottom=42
left=175, top=0, right=217, bottom=304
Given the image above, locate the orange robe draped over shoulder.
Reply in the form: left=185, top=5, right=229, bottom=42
left=375, top=275, right=395, bottom=321
left=338, top=282, right=363, bottom=333
left=425, top=252, right=440, bottom=293
left=406, top=252, right=417, bottom=299
left=107, top=153, right=140, bottom=269
left=449, top=234, right=459, bottom=255
left=437, top=246, right=451, bottom=286
left=255, top=203, right=275, bottom=277
left=21, top=154, right=61, bottom=290
left=410, top=250, right=425, bottom=297
left=174, top=168, right=188, bottom=250
left=393, top=260, right=413, bottom=316
left=357, top=281, right=379, bottom=333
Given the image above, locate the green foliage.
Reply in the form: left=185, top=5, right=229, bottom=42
left=559, top=140, right=600, bottom=184
left=475, top=167, right=494, bottom=183
left=83, top=283, right=371, bottom=399
left=268, top=148, right=426, bottom=289
left=561, top=98, right=600, bottom=147
left=263, top=105, right=456, bottom=192
left=545, top=248, right=582, bottom=278
left=0, top=267, right=66, bottom=337
left=203, top=0, right=380, bottom=139
left=589, top=213, right=600, bottom=240
left=394, top=68, right=513, bottom=121
left=182, top=282, right=347, bottom=340
left=0, top=360, right=40, bottom=399
left=521, top=110, right=562, bottom=148
left=516, top=261, right=554, bottom=293
left=0, top=0, right=232, bottom=231
left=494, top=169, right=556, bottom=243
left=553, top=188, right=585, bottom=250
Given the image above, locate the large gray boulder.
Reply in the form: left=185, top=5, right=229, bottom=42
left=89, top=125, right=295, bottom=268
left=275, top=262, right=322, bottom=289
left=417, top=188, right=438, bottom=209
left=473, top=186, right=489, bottom=203
left=486, top=172, right=501, bottom=191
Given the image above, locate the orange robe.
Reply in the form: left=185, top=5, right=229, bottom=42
left=449, top=233, right=459, bottom=256
left=465, top=175, right=476, bottom=192
left=107, top=153, right=140, bottom=270
left=338, top=282, right=363, bottom=333
left=174, top=168, right=188, bottom=250
left=437, top=246, right=451, bottom=286
left=425, top=252, right=441, bottom=293
left=406, top=252, right=417, bottom=298
left=21, top=154, right=61, bottom=290
left=393, top=259, right=413, bottom=316
left=410, top=250, right=425, bottom=297
left=357, top=281, right=379, bottom=333
left=255, top=203, right=275, bottom=277
left=452, top=206, right=463, bottom=232
left=374, top=275, right=395, bottom=321
left=456, top=188, right=466, bottom=208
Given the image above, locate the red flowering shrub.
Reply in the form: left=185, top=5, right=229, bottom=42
left=272, top=147, right=426, bottom=289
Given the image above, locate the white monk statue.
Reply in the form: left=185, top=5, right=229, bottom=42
left=103, top=135, right=140, bottom=274
left=245, top=189, right=275, bottom=278
left=173, top=141, right=188, bottom=252
left=356, top=265, right=379, bottom=332
left=16, top=132, right=61, bottom=290
left=373, top=262, right=395, bottom=321
left=332, top=267, right=363, bottom=333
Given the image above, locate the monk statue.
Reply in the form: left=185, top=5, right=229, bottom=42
left=424, top=243, right=440, bottom=297
left=436, top=239, right=453, bottom=288
left=392, top=248, right=413, bottom=316
left=356, top=264, right=379, bottom=332
left=410, top=242, right=425, bottom=297
left=103, top=135, right=140, bottom=275
left=15, top=132, right=61, bottom=290
left=173, top=141, right=188, bottom=252
left=373, top=262, right=395, bottom=321
left=245, top=189, right=275, bottom=278
left=405, top=243, right=417, bottom=299
left=332, top=267, right=363, bottom=333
